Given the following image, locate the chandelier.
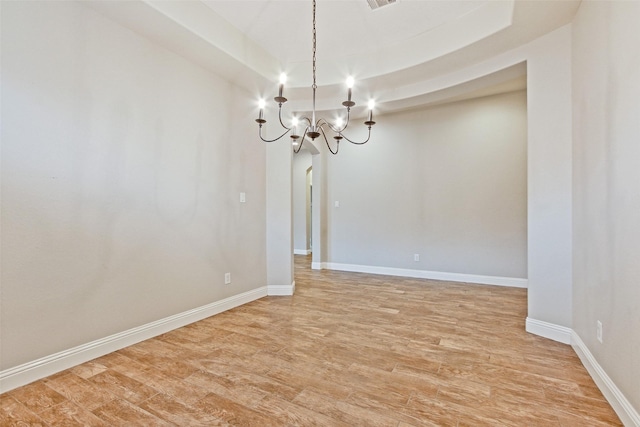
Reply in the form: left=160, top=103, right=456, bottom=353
left=256, top=0, right=376, bottom=155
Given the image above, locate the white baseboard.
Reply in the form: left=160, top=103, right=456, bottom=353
left=311, top=262, right=328, bottom=270
left=525, top=317, right=572, bottom=344
left=0, top=287, right=268, bottom=393
left=294, top=249, right=311, bottom=255
left=267, top=281, right=295, bottom=296
left=326, top=262, right=528, bottom=288
left=572, top=332, right=640, bottom=427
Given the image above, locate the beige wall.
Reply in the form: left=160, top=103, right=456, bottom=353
left=524, top=25, right=574, bottom=333
left=326, top=91, right=528, bottom=279
left=572, top=0, right=640, bottom=413
left=1, top=1, right=266, bottom=370
left=293, top=150, right=312, bottom=253
left=266, top=141, right=293, bottom=290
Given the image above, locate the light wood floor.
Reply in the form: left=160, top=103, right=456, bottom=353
left=1, top=255, right=621, bottom=426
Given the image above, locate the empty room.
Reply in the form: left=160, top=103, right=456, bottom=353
left=1, top=0, right=638, bottom=425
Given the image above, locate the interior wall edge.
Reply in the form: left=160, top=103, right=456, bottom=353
left=326, top=263, right=527, bottom=288
left=571, top=332, right=640, bottom=427
left=525, top=317, right=572, bottom=344
left=267, top=281, right=296, bottom=296
left=311, top=262, right=329, bottom=270
left=524, top=320, right=640, bottom=425
left=0, top=286, right=268, bottom=394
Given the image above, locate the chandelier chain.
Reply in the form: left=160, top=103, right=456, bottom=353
left=312, top=0, right=317, bottom=90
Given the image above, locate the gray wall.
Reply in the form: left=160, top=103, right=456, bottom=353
left=572, top=0, right=640, bottom=411
left=293, top=150, right=312, bottom=253
left=326, top=91, right=528, bottom=279
left=525, top=26, right=574, bottom=333
left=1, top=1, right=266, bottom=370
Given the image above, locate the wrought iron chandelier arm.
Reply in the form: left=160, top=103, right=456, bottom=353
left=258, top=126, right=291, bottom=143
left=319, top=125, right=339, bottom=155
left=277, top=104, right=291, bottom=130
left=336, top=127, right=372, bottom=145
left=342, top=108, right=352, bottom=132
left=316, top=118, right=331, bottom=131
left=316, top=115, right=349, bottom=134
left=298, top=116, right=313, bottom=127
left=293, top=126, right=311, bottom=153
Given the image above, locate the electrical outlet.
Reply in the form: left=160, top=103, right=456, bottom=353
left=597, top=320, right=603, bottom=343
left=224, top=273, right=231, bottom=285
left=240, top=192, right=246, bottom=203
left=414, top=254, right=420, bottom=262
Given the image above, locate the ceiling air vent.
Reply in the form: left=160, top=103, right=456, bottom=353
left=367, top=0, right=397, bottom=11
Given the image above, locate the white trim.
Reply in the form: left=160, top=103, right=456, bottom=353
left=572, top=332, right=640, bottom=427
left=525, top=317, right=572, bottom=344
left=267, top=281, right=295, bottom=296
left=294, top=249, right=311, bottom=255
left=311, top=262, right=328, bottom=270
left=326, top=262, right=528, bottom=288
left=0, top=287, right=268, bottom=393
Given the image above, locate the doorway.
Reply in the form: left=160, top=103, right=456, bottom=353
left=293, top=151, right=313, bottom=255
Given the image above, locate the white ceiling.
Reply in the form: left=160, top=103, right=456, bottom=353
left=201, top=0, right=489, bottom=65
left=88, top=0, right=582, bottom=114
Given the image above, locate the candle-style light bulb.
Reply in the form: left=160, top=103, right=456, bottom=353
left=278, top=73, right=287, bottom=98
left=346, top=76, right=355, bottom=88
left=342, top=76, right=356, bottom=109
left=346, top=76, right=355, bottom=102
left=335, top=117, right=344, bottom=129
left=257, top=98, right=266, bottom=121
left=367, top=100, right=375, bottom=123
left=291, top=117, right=299, bottom=135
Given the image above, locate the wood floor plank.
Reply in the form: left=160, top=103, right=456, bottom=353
left=253, top=394, right=350, bottom=427
left=38, top=399, right=108, bottom=427
left=91, top=398, right=170, bottom=426
left=5, top=381, right=67, bottom=414
left=292, top=388, right=399, bottom=427
left=87, top=369, right=158, bottom=405
left=1, top=255, right=622, bottom=425
left=192, top=392, right=280, bottom=427
left=43, top=371, right=117, bottom=411
left=0, top=395, right=48, bottom=426
left=138, top=393, right=227, bottom=426
left=184, top=370, right=268, bottom=409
